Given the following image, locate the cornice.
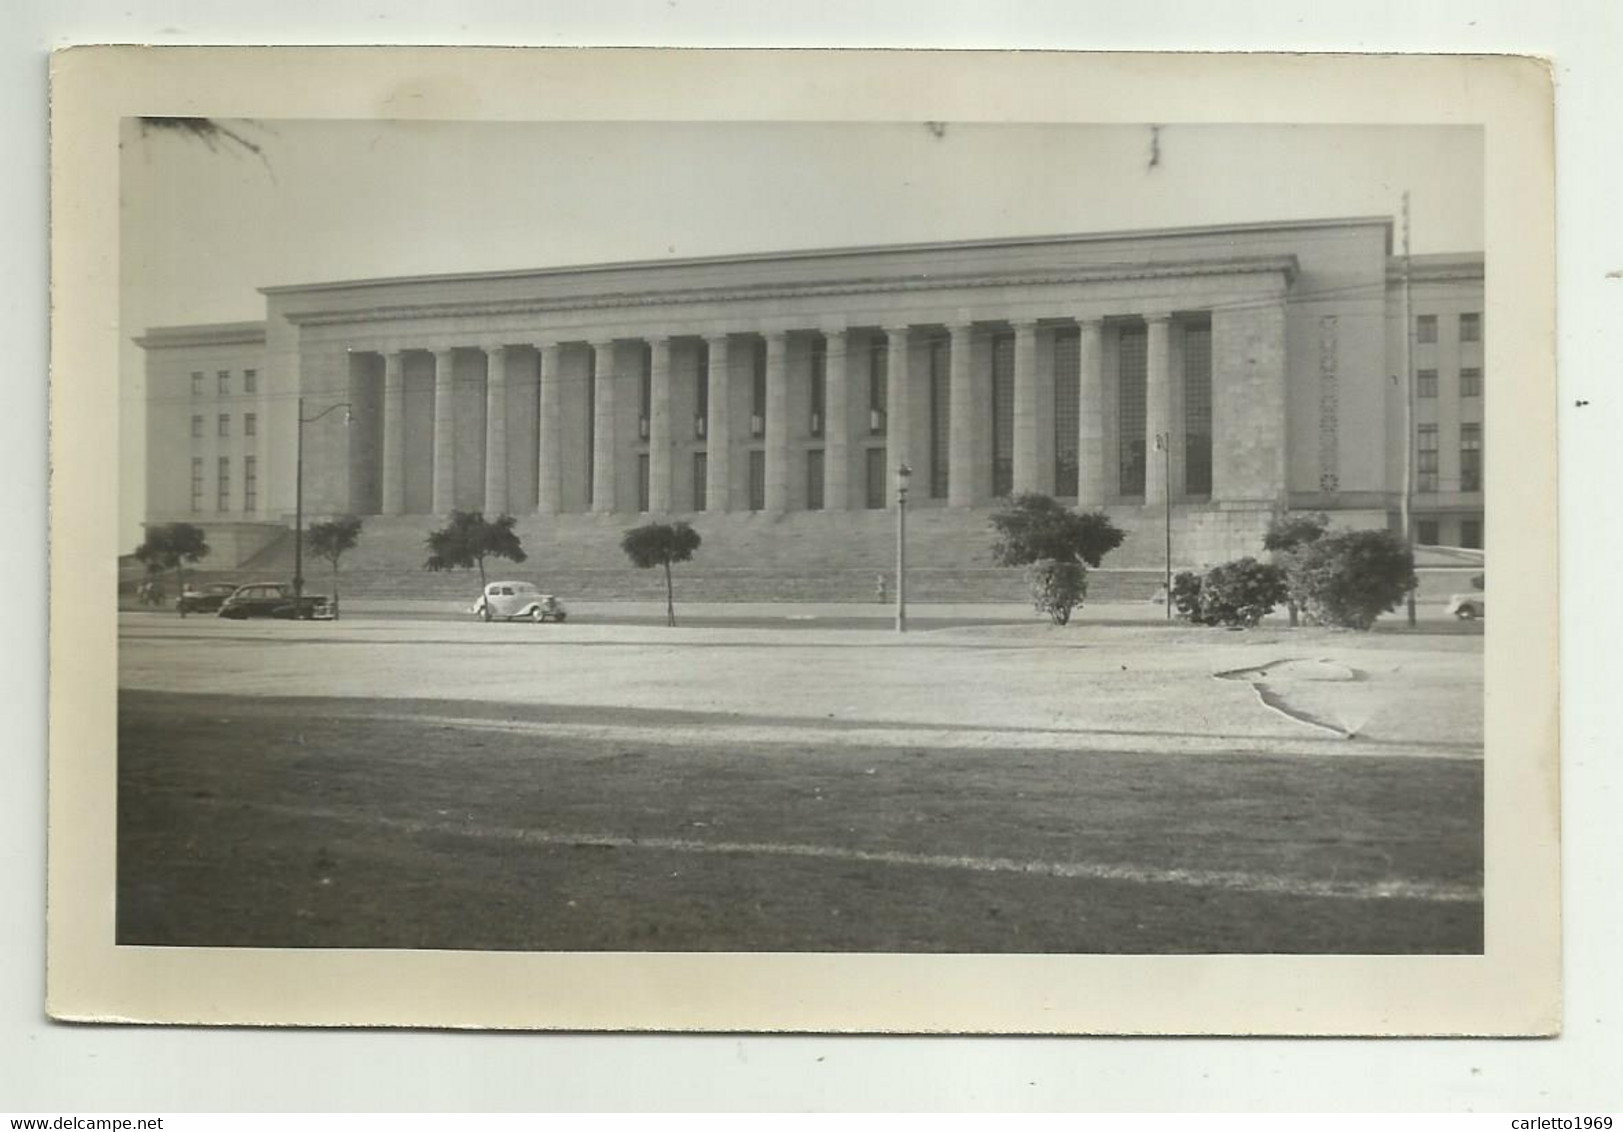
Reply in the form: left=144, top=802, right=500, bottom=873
left=133, top=322, right=268, bottom=349
left=282, top=256, right=1299, bottom=329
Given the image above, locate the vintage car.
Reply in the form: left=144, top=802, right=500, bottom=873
left=217, top=582, right=335, bottom=620
left=472, top=581, right=568, bottom=623
left=175, top=582, right=240, bottom=615
left=1445, top=591, right=1485, bottom=620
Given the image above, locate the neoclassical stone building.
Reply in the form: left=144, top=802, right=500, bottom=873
left=138, top=216, right=1485, bottom=574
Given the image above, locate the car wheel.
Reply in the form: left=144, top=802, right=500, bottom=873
left=1456, top=605, right=1479, bottom=621
left=530, top=606, right=547, bottom=623
left=479, top=606, right=493, bottom=622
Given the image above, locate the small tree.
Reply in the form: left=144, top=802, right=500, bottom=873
left=1027, top=560, right=1088, bottom=626
left=990, top=493, right=1126, bottom=568
left=1263, top=511, right=1329, bottom=626
left=1196, top=558, right=1289, bottom=628
left=1284, top=529, right=1418, bottom=630
left=307, top=515, right=364, bottom=620
left=621, top=521, right=702, bottom=627
left=134, top=522, right=210, bottom=614
left=424, top=511, right=527, bottom=590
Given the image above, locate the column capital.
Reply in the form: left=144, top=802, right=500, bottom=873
left=432, top=346, right=457, bottom=363
left=587, top=337, right=617, bottom=349
left=483, top=341, right=508, bottom=355
left=943, top=319, right=975, bottom=336
left=1142, top=310, right=1175, bottom=326
left=759, top=328, right=789, bottom=345
left=1010, top=318, right=1040, bottom=334
left=1074, top=316, right=1105, bottom=331
left=818, top=319, right=849, bottom=337
left=882, top=324, right=911, bottom=340
left=703, top=331, right=733, bottom=347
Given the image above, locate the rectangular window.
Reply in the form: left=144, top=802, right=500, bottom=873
left=928, top=338, right=950, bottom=499
left=1416, top=315, right=1438, bottom=344
left=217, top=370, right=230, bottom=396
left=751, top=342, right=767, bottom=437
left=1460, top=423, right=1482, bottom=492
left=1182, top=320, right=1213, bottom=497
left=191, top=415, right=203, bottom=439
left=638, top=362, right=652, bottom=441
left=217, top=456, right=230, bottom=511
left=748, top=449, right=766, bottom=511
left=244, top=412, right=257, bottom=437
left=1460, top=312, right=1482, bottom=343
left=190, top=457, right=204, bottom=512
left=244, top=368, right=258, bottom=394
left=809, top=341, right=826, bottom=437
left=1461, top=519, right=1482, bottom=549
left=191, top=372, right=204, bottom=398
left=218, top=413, right=230, bottom=437
left=1052, top=329, right=1080, bottom=496
left=1117, top=324, right=1148, bottom=496
left=1417, top=519, right=1439, bottom=546
left=694, top=342, right=709, bottom=439
left=1417, top=424, right=1439, bottom=493
left=869, top=339, right=888, bottom=434
left=865, top=448, right=887, bottom=510
left=1460, top=367, right=1482, bottom=398
left=806, top=449, right=825, bottom=510
left=990, top=332, right=1015, bottom=498
left=244, top=455, right=258, bottom=512
left=637, top=454, right=650, bottom=512
left=692, top=452, right=707, bottom=512
left=1417, top=369, right=1438, bottom=399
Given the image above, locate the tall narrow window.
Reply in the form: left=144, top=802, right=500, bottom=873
left=694, top=341, right=710, bottom=439
left=191, top=372, right=204, bottom=398
left=1460, top=423, right=1482, bottom=492
left=806, top=449, right=825, bottom=510
left=1417, top=424, right=1439, bottom=493
left=1417, top=519, right=1439, bottom=546
left=1052, top=329, right=1080, bottom=496
left=1459, top=312, right=1482, bottom=343
left=1117, top=324, right=1148, bottom=497
left=638, top=356, right=652, bottom=441
left=928, top=337, right=950, bottom=499
left=1182, top=320, right=1213, bottom=497
left=218, top=413, right=230, bottom=438
left=191, top=415, right=204, bottom=439
left=190, top=457, right=203, bottom=512
left=243, top=455, right=258, bottom=512
left=585, top=352, right=596, bottom=506
left=751, top=342, right=767, bottom=437
left=217, top=370, right=230, bottom=396
left=869, top=339, right=888, bottom=434
left=865, top=448, right=887, bottom=509
left=692, top=452, right=707, bottom=512
left=244, top=412, right=257, bottom=437
left=217, top=456, right=230, bottom=511
left=1416, top=315, right=1438, bottom=344
left=1460, top=367, right=1482, bottom=398
left=1417, top=369, right=1438, bottom=398
left=1461, top=519, right=1482, bottom=549
left=748, top=449, right=766, bottom=511
left=243, top=368, right=258, bottom=395
left=637, top=454, right=650, bottom=512
left=990, top=332, right=1015, bottom=498
left=809, top=341, right=826, bottom=437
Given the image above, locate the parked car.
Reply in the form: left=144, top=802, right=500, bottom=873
left=1445, top=591, right=1485, bottom=620
left=472, top=581, right=568, bottom=623
left=175, top=582, right=239, bottom=615
left=217, top=582, right=334, bottom=620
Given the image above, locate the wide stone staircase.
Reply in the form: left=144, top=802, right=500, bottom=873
left=200, top=508, right=1169, bottom=605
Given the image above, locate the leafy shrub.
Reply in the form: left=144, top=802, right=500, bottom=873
left=990, top=494, right=1125, bottom=568
left=1285, top=529, right=1418, bottom=630
left=1026, top=559, right=1088, bottom=626
left=1197, top=557, right=1288, bottom=627
left=1171, top=571, right=1206, bottom=622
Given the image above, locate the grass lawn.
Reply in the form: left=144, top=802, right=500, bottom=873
left=118, top=691, right=1483, bottom=954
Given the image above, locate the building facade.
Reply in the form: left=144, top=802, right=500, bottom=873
left=138, top=217, right=1485, bottom=568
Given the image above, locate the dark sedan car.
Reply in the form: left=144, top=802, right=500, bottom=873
left=175, top=582, right=239, bottom=615
left=217, top=582, right=334, bottom=620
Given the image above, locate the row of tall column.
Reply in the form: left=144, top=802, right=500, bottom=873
left=369, top=314, right=1183, bottom=517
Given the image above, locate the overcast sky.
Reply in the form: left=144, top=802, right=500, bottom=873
left=119, top=120, right=1483, bottom=545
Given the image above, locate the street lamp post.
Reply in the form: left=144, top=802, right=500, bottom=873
left=293, top=396, right=353, bottom=603
left=1155, top=431, right=1172, bottom=620
left=895, top=463, right=912, bottom=633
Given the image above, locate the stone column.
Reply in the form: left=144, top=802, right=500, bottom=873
left=431, top=348, right=456, bottom=514
left=1145, top=313, right=1173, bottom=505
left=823, top=329, right=850, bottom=510
left=1011, top=319, right=1040, bottom=494
left=1075, top=319, right=1107, bottom=508
left=589, top=339, right=618, bottom=513
left=947, top=321, right=975, bottom=507
left=705, top=334, right=732, bottom=511
left=763, top=331, right=790, bottom=512
left=483, top=344, right=508, bottom=514
left=381, top=350, right=405, bottom=515
left=648, top=337, right=673, bottom=512
left=536, top=342, right=562, bottom=515
left=884, top=326, right=911, bottom=497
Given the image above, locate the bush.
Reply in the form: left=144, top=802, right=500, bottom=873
left=1171, top=571, right=1205, bottom=622
left=1197, top=557, right=1288, bottom=627
left=1285, top=529, right=1418, bottom=630
left=990, top=494, right=1125, bottom=568
left=1026, top=559, right=1088, bottom=626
